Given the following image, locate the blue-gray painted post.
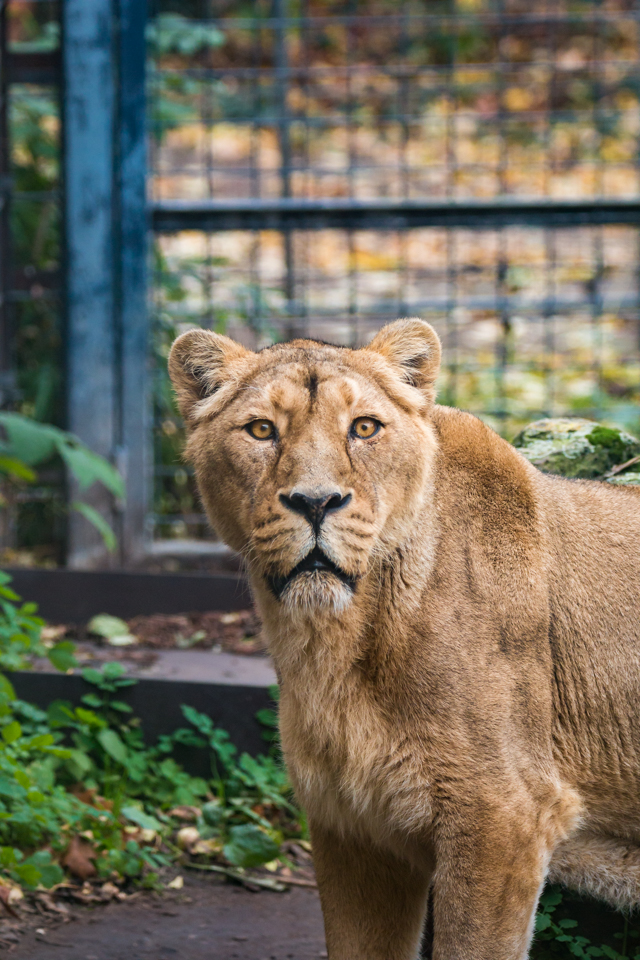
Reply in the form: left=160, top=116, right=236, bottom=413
left=63, top=0, right=117, bottom=568
left=116, top=0, right=149, bottom=564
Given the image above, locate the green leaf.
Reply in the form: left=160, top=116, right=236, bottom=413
left=255, top=708, right=279, bottom=728
left=75, top=707, right=104, bottom=727
left=181, top=704, right=213, bottom=735
left=223, top=824, right=280, bottom=869
left=46, top=700, right=74, bottom=726
left=0, top=413, right=60, bottom=466
left=111, top=701, right=133, bottom=713
left=13, top=770, right=30, bottom=789
left=80, top=693, right=103, bottom=709
left=13, top=863, right=40, bottom=887
left=97, top=728, right=128, bottom=764
left=0, top=675, right=15, bottom=705
left=539, top=888, right=563, bottom=909
left=81, top=668, right=105, bottom=687
left=0, top=585, right=21, bottom=602
left=1, top=720, right=22, bottom=744
left=67, top=748, right=93, bottom=775
left=121, top=806, right=163, bottom=832
left=0, top=775, right=26, bottom=799
left=87, top=615, right=130, bottom=640
left=22, top=851, right=64, bottom=889
left=61, top=445, right=125, bottom=498
left=22, top=733, right=54, bottom=749
left=47, top=641, right=77, bottom=672
left=0, top=847, right=18, bottom=867
left=102, top=661, right=127, bottom=678
left=535, top=914, right=552, bottom=933
left=201, top=799, right=224, bottom=827
left=72, top=502, right=117, bottom=551
left=559, top=919, right=579, bottom=929
left=0, top=456, right=36, bottom=481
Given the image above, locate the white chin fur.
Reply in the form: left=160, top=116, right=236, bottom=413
left=280, top=571, right=354, bottom=615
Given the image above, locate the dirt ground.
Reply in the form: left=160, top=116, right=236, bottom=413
left=6, top=874, right=327, bottom=960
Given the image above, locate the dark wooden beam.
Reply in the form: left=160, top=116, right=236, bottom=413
left=3, top=567, right=252, bottom=620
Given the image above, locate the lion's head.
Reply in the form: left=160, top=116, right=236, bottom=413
left=168, top=319, right=441, bottom=614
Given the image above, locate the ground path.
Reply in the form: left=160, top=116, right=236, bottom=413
left=9, top=874, right=326, bottom=960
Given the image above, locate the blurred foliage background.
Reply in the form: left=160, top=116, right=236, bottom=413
left=5, top=0, right=640, bottom=558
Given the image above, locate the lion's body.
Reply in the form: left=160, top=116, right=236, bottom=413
left=169, top=321, right=640, bottom=960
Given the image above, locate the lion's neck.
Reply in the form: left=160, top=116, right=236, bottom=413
left=253, top=503, right=438, bottom=693
left=251, top=521, right=438, bottom=832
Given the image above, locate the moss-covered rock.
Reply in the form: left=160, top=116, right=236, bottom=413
left=607, top=471, right=640, bottom=487
left=512, top=418, right=640, bottom=484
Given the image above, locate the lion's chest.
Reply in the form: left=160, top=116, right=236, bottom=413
left=278, top=677, right=432, bottom=841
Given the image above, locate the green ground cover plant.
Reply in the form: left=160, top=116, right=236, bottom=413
left=0, top=575, right=302, bottom=896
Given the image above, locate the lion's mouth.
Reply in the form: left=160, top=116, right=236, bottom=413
left=268, top=546, right=357, bottom=599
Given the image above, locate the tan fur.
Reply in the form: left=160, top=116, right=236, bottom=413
left=169, top=319, right=640, bottom=960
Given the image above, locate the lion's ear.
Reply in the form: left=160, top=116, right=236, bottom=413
left=365, top=318, right=441, bottom=401
left=168, top=329, right=249, bottom=421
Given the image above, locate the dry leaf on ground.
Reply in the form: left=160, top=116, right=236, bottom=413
left=61, top=836, right=97, bottom=880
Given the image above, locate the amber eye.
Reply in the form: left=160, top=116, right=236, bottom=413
left=246, top=420, right=275, bottom=441
left=351, top=417, right=381, bottom=439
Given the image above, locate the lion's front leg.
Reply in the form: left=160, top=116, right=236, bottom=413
left=310, top=820, right=433, bottom=960
left=431, top=813, right=552, bottom=960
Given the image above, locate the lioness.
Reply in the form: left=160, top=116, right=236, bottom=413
left=169, top=319, right=640, bottom=960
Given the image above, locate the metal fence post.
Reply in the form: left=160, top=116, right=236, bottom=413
left=115, top=0, right=149, bottom=565
left=63, top=0, right=148, bottom=568
left=63, top=0, right=117, bottom=569
left=0, top=2, right=10, bottom=404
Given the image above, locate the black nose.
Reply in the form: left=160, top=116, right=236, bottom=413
left=280, top=490, right=351, bottom=531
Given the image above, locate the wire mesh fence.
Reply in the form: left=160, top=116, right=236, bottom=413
left=150, top=0, right=640, bottom=545
left=0, top=0, right=65, bottom=564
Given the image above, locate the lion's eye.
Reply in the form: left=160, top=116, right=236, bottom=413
left=351, top=417, right=381, bottom=439
left=246, top=420, right=275, bottom=441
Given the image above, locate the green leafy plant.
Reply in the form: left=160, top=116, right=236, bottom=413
left=44, top=666, right=300, bottom=871
left=534, top=886, right=640, bottom=959
left=0, top=412, right=124, bottom=550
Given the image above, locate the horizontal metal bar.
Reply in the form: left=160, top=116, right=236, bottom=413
left=152, top=197, right=640, bottom=232
left=150, top=61, right=639, bottom=80
left=151, top=12, right=638, bottom=28
left=155, top=160, right=630, bottom=177
left=6, top=51, right=60, bottom=84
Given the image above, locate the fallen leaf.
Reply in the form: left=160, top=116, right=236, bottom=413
left=99, top=882, right=120, bottom=901
left=62, top=836, right=97, bottom=880
left=168, top=805, right=201, bottom=822
left=87, top=614, right=138, bottom=646
left=41, top=625, right=68, bottom=644
left=167, top=876, right=184, bottom=890
left=107, top=634, right=137, bottom=647
left=0, top=878, right=22, bottom=916
left=192, top=838, right=223, bottom=856
left=69, top=785, right=113, bottom=811
left=176, top=827, right=200, bottom=851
